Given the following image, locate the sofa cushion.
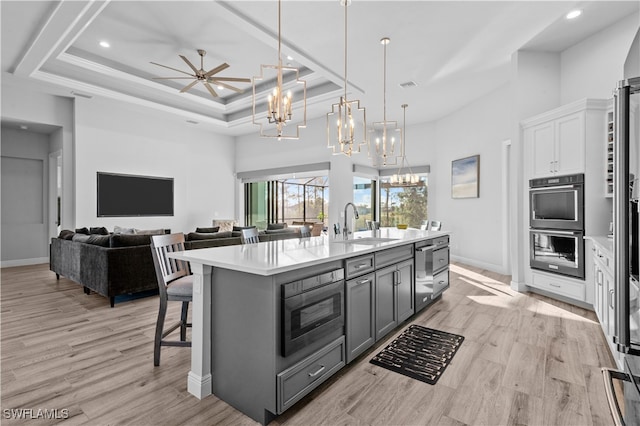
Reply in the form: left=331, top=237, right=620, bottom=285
left=85, top=235, right=111, bottom=247
left=264, top=228, right=297, bottom=235
left=135, top=228, right=166, bottom=235
left=75, top=227, right=90, bottom=235
left=72, top=233, right=91, bottom=243
left=266, top=223, right=287, bottom=230
left=110, top=234, right=152, bottom=247
left=90, top=226, right=109, bottom=235
left=195, top=226, right=220, bottom=233
left=186, top=231, right=234, bottom=241
left=58, top=229, right=75, bottom=240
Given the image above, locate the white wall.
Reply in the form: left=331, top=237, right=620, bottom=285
left=74, top=97, right=236, bottom=233
left=431, top=85, right=511, bottom=273
left=561, top=12, right=640, bottom=104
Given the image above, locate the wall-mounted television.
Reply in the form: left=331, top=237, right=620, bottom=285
left=97, top=172, right=174, bottom=217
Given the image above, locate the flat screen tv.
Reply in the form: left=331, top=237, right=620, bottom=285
left=97, top=172, right=174, bottom=217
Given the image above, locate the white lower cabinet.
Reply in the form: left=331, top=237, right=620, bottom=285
left=529, top=271, right=586, bottom=302
left=589, top=238, right=623, bottom=368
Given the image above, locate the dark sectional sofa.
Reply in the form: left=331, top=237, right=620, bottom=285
left=50, top=226, right=304, bottom=307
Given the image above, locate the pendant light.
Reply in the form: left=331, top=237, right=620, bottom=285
left=369, top=37, right=402, bottom=167
left=252, top=0, right=307, bottom=140
left=390, top=104, right=420, bottom=186
left=326, top=0, right=367, bottom=156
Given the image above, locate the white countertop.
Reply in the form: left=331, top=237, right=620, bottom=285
left=585, top=235, right=614, bottom=257
left=170, top=228, right=449, bottom=276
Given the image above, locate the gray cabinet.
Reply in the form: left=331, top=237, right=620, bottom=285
left=345, top=273, right=375, bottom=363
left=375, top=259, right=414, bottom=341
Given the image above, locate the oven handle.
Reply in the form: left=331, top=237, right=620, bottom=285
left=602, top=367, right=627, bottom=426
left=530, top=184, right=581, bottom=191
left=530, top=229, right=582, bottom=236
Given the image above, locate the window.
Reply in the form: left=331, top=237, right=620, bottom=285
left=245, top=176, right=329, bottom=229
left=379, top=176, right=428, bottom=228
left=353, top=177, right=376, bottom=231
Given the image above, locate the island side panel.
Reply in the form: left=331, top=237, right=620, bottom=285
left=210, top=267, right=278, bottom=423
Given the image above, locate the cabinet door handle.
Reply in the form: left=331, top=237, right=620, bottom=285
left=353, top=263, right=368, bottom=270
left=358, top=278, right=370, bottom=285
left=550, top=161, right=554, bottom=172
left=394, top=270, right=401, bottom=285
left=609, top=289, right=615, bottom=309
left=554, top=160, right=559, bottom=172
left=550, top=283, right=561, bottom=288
left=308, top=365, right=325, bottom=378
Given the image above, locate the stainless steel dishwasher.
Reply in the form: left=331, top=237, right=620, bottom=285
left=414, top=236, right=450, bottom=312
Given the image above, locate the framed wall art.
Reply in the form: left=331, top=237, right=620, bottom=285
left=451, top=155, right=480, bottom=199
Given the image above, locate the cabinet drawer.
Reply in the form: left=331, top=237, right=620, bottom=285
left=375, top=244, right=414, bottom=269
left=277, top=336, right=345, bottom=413
left=530, top=272, right=585, bottom=301
left=433, top=268, right=449, bottom=296
left=345, top=254, right=375, bottom=279
left=433, top=247, right=449, bottom=272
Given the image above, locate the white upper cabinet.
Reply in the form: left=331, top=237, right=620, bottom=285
left=527, top=110, right=585, bottom=178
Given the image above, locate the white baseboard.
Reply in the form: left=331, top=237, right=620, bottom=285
left=1, top=257, right=49, bottom=268
left=450, top=254, right=510, bottom=276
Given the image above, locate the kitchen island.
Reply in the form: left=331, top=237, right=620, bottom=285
left=169, top=227, right=450, bottom=425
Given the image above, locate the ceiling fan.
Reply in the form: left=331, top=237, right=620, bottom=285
left=150, top=49, right=250, bottom=98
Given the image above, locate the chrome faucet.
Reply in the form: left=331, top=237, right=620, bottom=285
left=343, top=202, right=360, bottom=239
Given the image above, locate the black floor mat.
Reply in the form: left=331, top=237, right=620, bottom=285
left=369, top=324, right=464, bottom=385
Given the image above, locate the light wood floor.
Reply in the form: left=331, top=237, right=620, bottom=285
left=1, top=262, right=616, bottom=425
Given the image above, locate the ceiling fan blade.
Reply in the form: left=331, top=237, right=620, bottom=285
left=150, top=62, right=194, bottom=76
left=203, top=82, right=219, bottom=98
left=204, top=63, right=230, bottom=77
left=180, top=55, right=199, bottom=74
left=152, top=77, right=196, bottom=80
left=208, top=77, right=251, bottom=83
left=210, top=81, right=244, bottom=93
left=179, top=80, right=199, bottom=93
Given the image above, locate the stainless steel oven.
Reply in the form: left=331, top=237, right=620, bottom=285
left=281, top=269, right=345, bottom=357
left=530, top=174, right=584, bottom=230
left=530, top=229, right=584, bottom=279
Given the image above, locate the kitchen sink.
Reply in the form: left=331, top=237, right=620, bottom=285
left=332, top=237, right=399, bottom=245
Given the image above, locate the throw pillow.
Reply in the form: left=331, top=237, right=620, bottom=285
left=90, top=226, right=109, bottom=235
left=75, top=227, right=90, bottom=235
left=113, top=226, right=136, bottom=234
left=195, top=227, right=220, bottom=233
left=232, top=225, right=257, bottom=231
left=109, top=234, right=152, bottom=247
left=266, top=223, right=287, bottom=230
left=58, top=229, right=75, bottom=240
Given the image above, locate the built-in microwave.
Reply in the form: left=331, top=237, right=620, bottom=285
left=281, top=269, right=345, bottom=357
left=530, top=174, right=584, bottom=231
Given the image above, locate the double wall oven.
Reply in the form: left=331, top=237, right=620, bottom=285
left=529, top=173, right=585, bottom=279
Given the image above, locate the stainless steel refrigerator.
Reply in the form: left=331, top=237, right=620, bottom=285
left=606, top=76, right=640, bottom=426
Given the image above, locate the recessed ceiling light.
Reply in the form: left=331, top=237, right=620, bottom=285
left=566, top=10, right=582, bottom=20
left=218, top=85, right=224, bottom=90
left=19, top=125, right=28, bottom=130
left=286, top=55, right=293, bottom=61
left=99, top=40, right=110, bottom=48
